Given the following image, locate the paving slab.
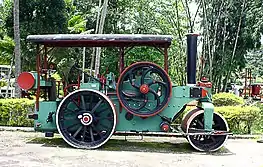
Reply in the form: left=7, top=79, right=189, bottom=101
left=0, top=131, right=263, bottom=167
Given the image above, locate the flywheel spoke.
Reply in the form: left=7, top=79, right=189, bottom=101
left=81, top=95, right=86, bottom=110
left=82, top=125, right=87, bottom=141
left=89, top=127, right=95, bottom=142
left=67, top=123, right=80, bottom=130
left=91, top=99, right=103, bottom=113
left=148, top=88, right=160, bottom=106
left=140, top=67, right=152, bottom=85
left=73, top=126, right=83, bottom=138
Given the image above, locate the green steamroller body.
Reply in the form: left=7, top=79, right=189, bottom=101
left=18, top=34, right=231, bottom=151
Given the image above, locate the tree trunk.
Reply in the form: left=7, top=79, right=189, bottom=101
left=218, top=16, right=227, bottom=92
left=175, top=0, right=185, bottom=85
left=13, top=0, right=21, bottom=98
left=210, top=0, right=224, bottom=82
left=183, top=0, right=193, bottom=33
left=222, top=0, right=246, bottom=92
left=201, top=0, right=212, bottom=81
left=94, top=0, right=109, bottom=76
left=90, top=0, right=102, bottom=75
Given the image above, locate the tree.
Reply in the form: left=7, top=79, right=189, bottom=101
left=13, top=0, right=21, bottom=97
left=4, top=0, right=68, bottom=71
left=197, top=0, right=262, bottom=92
left=0, top=0, right=13, bottom=64
left=99, top=0, right=191, bottom=84
left=94, top=0, right=109, bottom=76
left=0, top=35, right=14, bottom=64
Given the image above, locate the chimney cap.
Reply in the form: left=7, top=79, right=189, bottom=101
left=186, top=33, right=200, bottom=36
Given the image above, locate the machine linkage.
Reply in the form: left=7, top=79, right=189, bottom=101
left=182, top=129, right=233, bottom=136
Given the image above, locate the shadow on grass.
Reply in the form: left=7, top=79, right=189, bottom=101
left=26, top=137, right=234, bottom=155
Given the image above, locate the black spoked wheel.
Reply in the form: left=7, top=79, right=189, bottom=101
left=117, top=62, right=172, bottom=117
left=186, top=111, right=229, bottom=152
left=56, top=89, right=117, bottom=149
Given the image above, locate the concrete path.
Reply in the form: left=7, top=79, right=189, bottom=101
left=0, top=131, right=263, bottom=167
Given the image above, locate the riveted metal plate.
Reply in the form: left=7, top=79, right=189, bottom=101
left=190, top=87, right=202, bottom=98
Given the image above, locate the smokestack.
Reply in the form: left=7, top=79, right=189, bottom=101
left=186, top=33, right=199, bottom=85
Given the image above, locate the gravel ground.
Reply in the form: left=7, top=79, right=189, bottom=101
left=0, top=131, right=263, bottom=167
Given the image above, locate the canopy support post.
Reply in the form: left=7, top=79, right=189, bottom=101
left=118, top=47, right=125, bottom=114
left=82, top=47, right=86, bottom=83
left=36, top=44, right=41, bottom=111
left=164, top=46, right=168, bottom=73
left=119, top=47, right=125, bottom=74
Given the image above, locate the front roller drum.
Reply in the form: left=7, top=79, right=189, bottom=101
left=181, top=108, right=229, bottom=152
left=56, top=89, right=117, bottom=149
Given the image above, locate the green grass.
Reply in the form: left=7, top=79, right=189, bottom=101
left=26, top=136, right=231, bottom=155
left=27, top=136, right=69, bottom=148
left=101, top=139, right=193, bottom=153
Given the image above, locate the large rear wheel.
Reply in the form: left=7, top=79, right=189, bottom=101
left=56, top=89, right=117, bottom=149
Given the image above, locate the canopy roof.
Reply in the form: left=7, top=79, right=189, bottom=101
left=26, top=34, right=173, bottom=48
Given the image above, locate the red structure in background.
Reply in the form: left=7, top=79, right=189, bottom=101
left=243, top=68, right=263, bottom=101
left=251, top=84, right=261, bottom=95
left=251, top=84, right=262, bottom=100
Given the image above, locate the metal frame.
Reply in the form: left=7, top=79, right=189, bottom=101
left=30, top=34, right=173, bottom=110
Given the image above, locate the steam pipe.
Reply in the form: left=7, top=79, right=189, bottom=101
left=186, top=33, right=199, bottom=84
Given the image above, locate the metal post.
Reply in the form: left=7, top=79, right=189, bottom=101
left=244, top=68, right=247, bottom=97
left=44, top=46, right=48, bottom=70
left=36, top=45, right=41, bottom=111
left=118, top=47, right=125, bottom=114
left=119, top=47, right=125, bottom=74
left=82, top=47, right=86, bottom=82
left=164, top=47, right=168, bottom=73
left=44, top=46, right=48, bottom=100
left=251, top=69, right=252, bottom=97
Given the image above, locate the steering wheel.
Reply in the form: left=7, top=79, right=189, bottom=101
left=116, top=62, right=172, bottom=117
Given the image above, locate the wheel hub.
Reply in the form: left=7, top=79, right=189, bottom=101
left=139, top=84, right=149, bottom=94
left=78, top=113, right=93, bottom=126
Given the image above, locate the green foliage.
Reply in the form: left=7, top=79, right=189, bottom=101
left=0, top=35, right=14, bottom=52
left=0, top=79, right=7, bottom=87
left=251, top=102, right=263, bottom=133
left=215, top=106, right=261, bottom=134
left=3, top=0, right=68, bottom=71
left=68, top=15, right=88, bottom=33
left=212, top=93, right=244, bottom=107
left=199, top=0, right=263, bottom=92
left=0, top=35, right=14, bottom=64
left=51, top=72, right=62, bottom=81
left=0, top=98, right=34, bottom=127
left=245, top=51, right=263, bottom=77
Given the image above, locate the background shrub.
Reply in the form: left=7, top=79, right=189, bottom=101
left=0, top=98, right=34, bottom=127
left=251, top=102, right=263, bottom=134
left=215, top=106, right=261, bottom=134
left=0, top=79, right=7, bottom=87
left=212, top=93, right=244, bottom=107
